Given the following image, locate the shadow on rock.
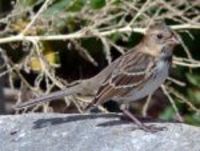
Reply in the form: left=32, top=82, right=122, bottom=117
left=33, top=113, right=120, bottom=129
left=33, top=113, right=181, bottom=130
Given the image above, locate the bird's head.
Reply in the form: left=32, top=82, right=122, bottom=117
left=144, top=21, right=179, bottom=49
left=141, top=21, right=180, bottom=57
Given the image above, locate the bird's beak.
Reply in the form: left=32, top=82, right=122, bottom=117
left=169, top=33, right=180, bottom=45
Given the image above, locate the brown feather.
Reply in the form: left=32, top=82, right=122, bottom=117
left=86, top=50, right=157, bottom=109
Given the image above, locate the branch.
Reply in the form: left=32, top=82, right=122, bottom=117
left=0, top=24, right=199, bottom=44
left=21, top=0, right=51, bottom=35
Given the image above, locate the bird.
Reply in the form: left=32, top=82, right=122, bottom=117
left=85, top=21, right=179, bottom=131
left=15, top=21, right=179, bottom=131
left=86, top=22, right=179, bottom=108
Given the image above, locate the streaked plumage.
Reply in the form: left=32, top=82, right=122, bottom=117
left=86, top=21, right=179, bottom=111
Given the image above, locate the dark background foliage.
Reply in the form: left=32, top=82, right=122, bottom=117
left=0, top=0, right=199, bottom=125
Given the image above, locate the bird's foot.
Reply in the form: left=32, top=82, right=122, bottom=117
left=120, top=104, right=166, bottom=133
left=138, top=124, right=166, bottom=133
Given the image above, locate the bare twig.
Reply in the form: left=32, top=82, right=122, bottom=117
left=161, top=85, right=183, bottom=122
left=142, top=94, right=152, bottom=117
left=1, top=24, right=199, bottom=44
left=20, top=0, right=51, bottom=35
left=167, top=77, right=186, bottom=87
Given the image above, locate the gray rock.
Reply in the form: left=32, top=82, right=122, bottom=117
left=0, top=113, right=199, bottom=151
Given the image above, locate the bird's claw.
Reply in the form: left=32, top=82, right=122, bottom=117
left=139, top=124, right=167, bottom=133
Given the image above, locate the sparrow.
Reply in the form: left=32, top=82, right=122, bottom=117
left=15, top=21, right=179, bottom=131
left=85, top=21, right=179, bottom=131
left=86, top=22, right=179, bottom=109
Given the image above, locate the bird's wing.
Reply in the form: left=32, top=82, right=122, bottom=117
left=86, top=50, right=157, bottom=109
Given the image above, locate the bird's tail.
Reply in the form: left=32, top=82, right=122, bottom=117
left=14, top=80, right=89, bottom=110
left=14, top=61, right=116, bottom=110
left=15, top=90, right=69, bottom=109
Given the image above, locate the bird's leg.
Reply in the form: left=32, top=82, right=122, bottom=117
left=120, top=104, right=147, bottom=129
left=120, top=104, right=164, bottom=132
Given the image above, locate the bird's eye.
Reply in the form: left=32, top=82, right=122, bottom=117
left=157, top=33, right=163, bottom=39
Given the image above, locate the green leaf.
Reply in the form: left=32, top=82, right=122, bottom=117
left=67, top=0, right=86, bottom=11
left=186, top=73, right=200, bottom=88
left=110, top=33, right=123, bottom=43
left=159, top=106, right=175, bottom=120
left=90, top=0, right=106, bottom=9
left=43, top=0, right=72, bottom=17
left=187, top=88, right=200, bottom=104
left=185, top=113, right=200, bottom=126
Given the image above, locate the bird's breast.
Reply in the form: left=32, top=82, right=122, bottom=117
left=154, top=60, right=170, bottom=83
left=139, top=60, right=170, bottom=98
left=140, top=61, right=169, bottom=95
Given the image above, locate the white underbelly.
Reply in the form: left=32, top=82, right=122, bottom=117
left=116, top=61, right=169, bottom=103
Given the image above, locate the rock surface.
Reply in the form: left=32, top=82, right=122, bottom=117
left=0, top=113, right=199, bottom=151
